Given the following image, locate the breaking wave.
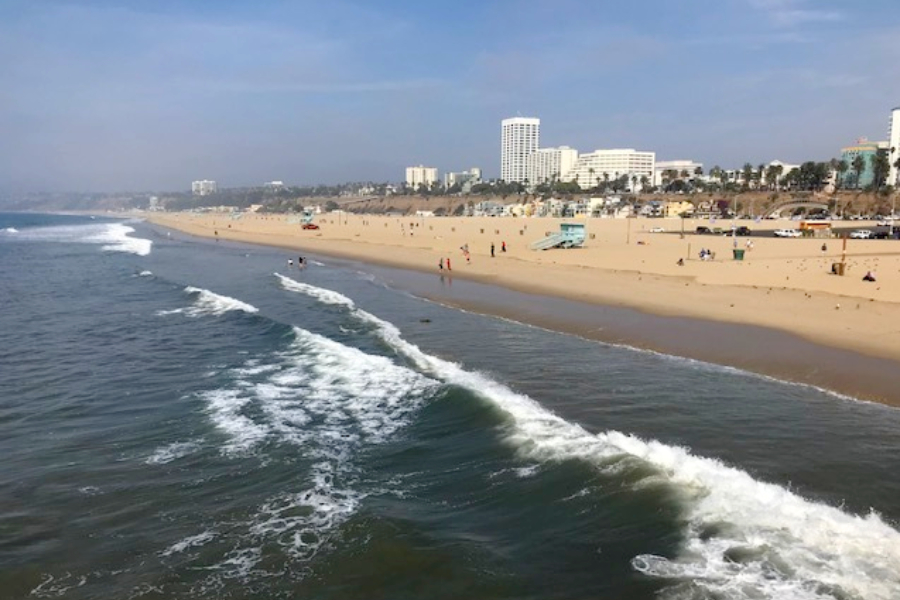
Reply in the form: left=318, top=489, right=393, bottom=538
left=275, top=275, right=900, bottom=600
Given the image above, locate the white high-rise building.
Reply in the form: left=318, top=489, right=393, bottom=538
left=566, top=149, right=656, bottom=190
left=405, top=165, right=438, bottom=189
left=444, top=167, right=482, bottom=189
left=192, top=180, right=217, bottom=196
left=501, top=117, right=540, bottom=184
left=526, top=146, right=579, bottom=186
left=888, top=107, right=900, bottom=188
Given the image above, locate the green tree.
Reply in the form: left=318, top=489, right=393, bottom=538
left=871, top=149, right=890, bottom=190
left=851, top=155, right=866, bottom=189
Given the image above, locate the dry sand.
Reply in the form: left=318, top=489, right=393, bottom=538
left=143, top=211, right=900, bottom=402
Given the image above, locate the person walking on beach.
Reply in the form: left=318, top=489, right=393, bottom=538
left=439, top=258, right=444, bottom=271
left=491, top=243, right=495, bottom=258
left=446, top=257, right=451, bottom=271
left=821, top=242, right=828, bottom=256
left=501, top=241, right=506, bottom=252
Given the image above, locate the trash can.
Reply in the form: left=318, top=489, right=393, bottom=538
left=831, top=262, right=845, bottom=276
left=733, top=249, right=745, bottom=261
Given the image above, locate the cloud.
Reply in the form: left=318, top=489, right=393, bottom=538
left=748, top=0, right=842, bottom=27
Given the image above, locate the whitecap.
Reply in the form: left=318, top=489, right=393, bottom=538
left=158, top=286, right=259, bottom=318
left=160, top=530, right=217, bottom=557
left=145, top=440, right=202, bottom=465
left=278, top=277, right=900, bottom=600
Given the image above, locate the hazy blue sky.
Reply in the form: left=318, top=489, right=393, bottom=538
left=1, top=0, right=899, bottom=192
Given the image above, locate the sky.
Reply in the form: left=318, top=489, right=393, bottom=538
left=1, top=0, right=899, bottom=192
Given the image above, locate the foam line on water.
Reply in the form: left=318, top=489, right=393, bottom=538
left=181, top=316, right=437, bottom=577
left=145, top=440, right=202, bottom=465
left=277, top=277, right=900, bottom=600
left=157, top=286, right=259, bottom=318
left=6, top=222, right=152, bottom=255
left=3, top=227, right=18, bottom=233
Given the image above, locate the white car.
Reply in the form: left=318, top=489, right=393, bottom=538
left=850, top=229, right=872, bottom=239
left=773, top=228, right=801, bottom=238
left=649, top=227, right=665, bottom=233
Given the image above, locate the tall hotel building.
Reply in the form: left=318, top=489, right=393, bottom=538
left=501, top=117, right=540, bottom=184
left=889, top=107, right=900, bottom=188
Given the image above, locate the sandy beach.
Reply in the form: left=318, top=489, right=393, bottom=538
left=143, top=210, right=900, bottom=403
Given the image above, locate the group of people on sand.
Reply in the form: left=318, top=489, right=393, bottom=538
left=440, top=241, right=508, bottom=272
left=699, top=248, right=716, bottom=261
left=438, top=241, right=508, bottom=272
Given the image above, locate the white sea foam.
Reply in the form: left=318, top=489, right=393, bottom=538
left=280, top=278, right=900, bottom=600
left=8, top=221, right=152, bottom=255
left=161, top=530, right=218, bottom=556
left=191, top=319, right=437, bottom=573
left=87, top=223, right=152, bottom=256
left=138, top=270, right=153, bottom=277
left=3, top=227, right=18, bottom=233
left=158, top=286, right=259, bottom=318
left=146, top=440, right=202, bottom=465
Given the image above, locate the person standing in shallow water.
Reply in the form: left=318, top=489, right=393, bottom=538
left=491, top=243, right=495, bottom=257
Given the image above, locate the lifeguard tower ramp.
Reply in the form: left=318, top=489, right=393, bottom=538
left=530, top=223, right=586, bottom=250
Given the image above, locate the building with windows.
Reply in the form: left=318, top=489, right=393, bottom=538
left=565, top=149, right=655, bottom=190
left=191, top=180, right=217, bottom=196
left=889, top=107, right=900, bottom=188
left=526, top=146, right=579, bottom=187
left=653, top=160, right=703, bottom=187
left=443, top=167, right=482, bottom=190
left=501, top=117, right=540, bottom=184
left=841, top=139, right=888, bottom=189
left=405, top=165, right=438, bottom=189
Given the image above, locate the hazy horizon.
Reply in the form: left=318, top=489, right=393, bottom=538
left=2, top=0, right=899, bottom=193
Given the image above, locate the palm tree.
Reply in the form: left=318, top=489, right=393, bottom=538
left=742, top=163, right=753, bottom=189
left=851, top=155, right=865, bottom=189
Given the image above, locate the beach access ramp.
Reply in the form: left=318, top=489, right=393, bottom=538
left=529, top=223, right=586, bottom=250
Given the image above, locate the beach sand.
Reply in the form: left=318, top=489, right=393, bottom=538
left=143, top=211, right=900, bottom=404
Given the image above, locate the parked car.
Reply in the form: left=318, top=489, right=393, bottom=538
left=695, top=226, right=711, bottom=235
left=649, top=227, right=665, bottom=233
left=302, top=223, right=320, bottom=230
left=849, top=229, right=872, bottom=239
left=774, top=228, right=801, bottom=238
left=734, top=226, right=752, bottom=236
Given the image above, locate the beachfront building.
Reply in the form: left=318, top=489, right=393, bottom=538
left=501, top=117, right=541, bottom=184
left=444, top=168, right=482, bottom=191
left=664, top=200, right=695, bottom=218
left=405, top=165, right=439, bottom=189
left=840, top=139, right=888, bottom=189
left=653, top=160, right=703, bottom=187
left=192, top=180, right=217, bottom=196
left=566, top=149, right=655, bottom=190
left=526, top=146, right=579, bottom=187
left=889, top=107, right=900, bottom=187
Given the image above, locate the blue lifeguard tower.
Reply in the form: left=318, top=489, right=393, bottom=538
left=530, top=223, right=586, bottom=250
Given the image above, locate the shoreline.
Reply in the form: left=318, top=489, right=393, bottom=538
left=140, top=211, right=900, bottom=406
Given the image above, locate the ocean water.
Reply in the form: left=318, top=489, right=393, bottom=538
left=1, top=212, right=899, bottom=600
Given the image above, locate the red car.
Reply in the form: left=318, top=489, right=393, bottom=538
left=302, top=223, right=319, bottom=230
